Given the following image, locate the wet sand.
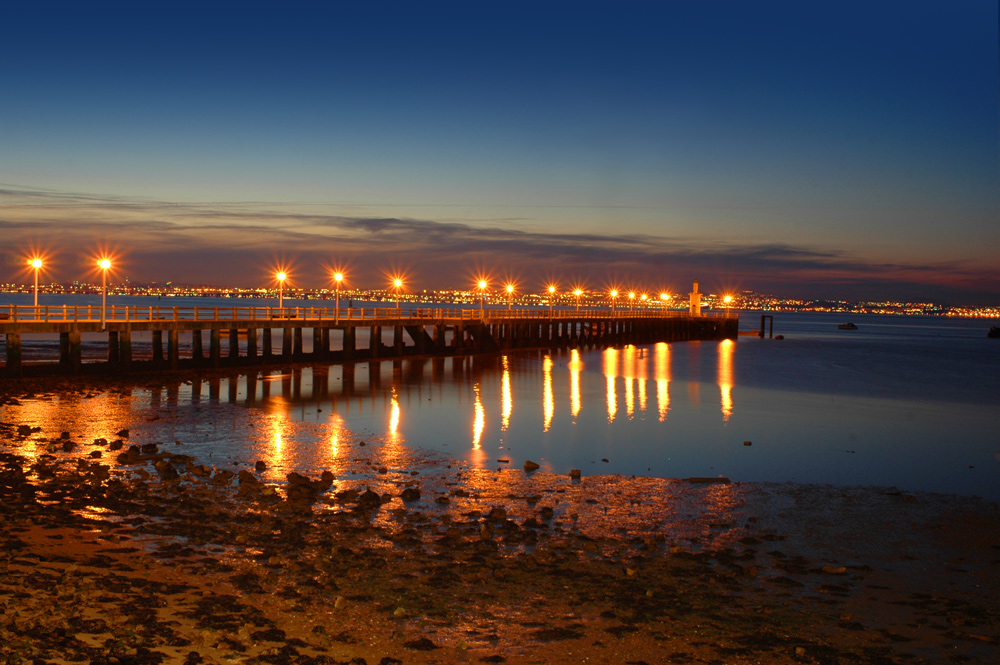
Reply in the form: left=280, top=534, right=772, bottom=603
left=1, top=378, right=999, bottom=664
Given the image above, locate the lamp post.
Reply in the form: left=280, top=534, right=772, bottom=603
left=610, top=289, right=618, bottom=315
left=478, top=280, right=488, bottom=317
left=628, top=291, right=635, bottom=312
left=393, top=278, right=403, bottom=315
left=30, top=258, right=42, bottom=310
left=334, top=272, right=344, bottom=322
left=99, top=258, right=111, bottom=329
left=723, top=294, right=733, bottom=316
left=660, top=292, right=670, bottom=316
left=640, top=293, right=648, bottom=312
left=574, top=289, right=583, bottom=311
left=547, top=285, right=556, bottom=316
left=505, top=283, right=514, bottom=310
left=276, top=272, right=286, bottom=310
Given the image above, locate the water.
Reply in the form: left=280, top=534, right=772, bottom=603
left=3, top=296, right=999, bottom=501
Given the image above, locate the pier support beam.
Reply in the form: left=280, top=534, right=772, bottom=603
left=191, top=330, right=203, bottom=362
left=262, top=329, right=272, bottom=359
left=119, top=328, right=132, bottom=367
left=228, top=329, right=239, bottom=361
left=4, top=333, right=22, bottom=378
left=168, top=329, right=179, bottom=370
left=247, top=328, right=258, bottom=361
left=281, top=328, right=292, bottom=358
left=293, top=328, right=303, bottom=358
left=343, top=326, right=356, bottom=360
left=152, top=330, right=163, bottom=365
left=210, top=329, right=221, bottom=367
left=108, top=331, right=120, bottom=364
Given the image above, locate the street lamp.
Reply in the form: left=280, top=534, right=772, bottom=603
left=610, top=289, right=618, bottom=315
left=628, top=291, right=635, bottom=312
left=547, top=285, right=556, bottom=316
left=29, top=258, right=42, bottom=310
left=99, top=258, right=111, bottom=329
left=393, top=278, right=403, bottom=314
left=660, top=292, right=670, bottom=316
left=276, top=271, right=287, bottom=310
left=640, top=293, right=648, bottom=312
left=505, top=283, right=514, bottom=310
left=574, top=289, right=583, bottom=311
left=333, top=272, right=344, bottom=322
left=478, top=280, right=488, bottom=317
left=723, top=294, right=733, bottom=316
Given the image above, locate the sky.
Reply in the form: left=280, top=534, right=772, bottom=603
left=2, top=1, right=998, bottom=304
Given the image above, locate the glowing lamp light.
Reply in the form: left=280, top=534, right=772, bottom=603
left=29, top=258, right=43, bottom=309
left=333, top=271, right=344, bottom=322
left=98, top=258, right=112, bottom=328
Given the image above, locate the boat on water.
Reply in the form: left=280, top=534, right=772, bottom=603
left=838, top=322, right=858, bottom=330
left=989, top=326, right=1000, bottom=339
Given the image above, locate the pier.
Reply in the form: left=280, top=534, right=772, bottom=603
left=0, top=304, right=737, bottom=377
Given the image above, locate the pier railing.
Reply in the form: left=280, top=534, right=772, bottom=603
left=0, top=304, right=736, bottom=323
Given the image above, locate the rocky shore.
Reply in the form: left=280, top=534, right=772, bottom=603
left=1, top=380, right=999, bottom=664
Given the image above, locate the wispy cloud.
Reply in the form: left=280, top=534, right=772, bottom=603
left=2, top=185, right=997, bottom=303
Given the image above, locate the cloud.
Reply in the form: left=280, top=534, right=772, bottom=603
left=2, top=185, right=998, bottom=304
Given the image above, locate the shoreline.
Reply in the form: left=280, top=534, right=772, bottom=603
left=2, top=416, right=999, bottom=664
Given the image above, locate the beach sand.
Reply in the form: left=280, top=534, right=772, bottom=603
left=1, top=378, right=998, bottom=664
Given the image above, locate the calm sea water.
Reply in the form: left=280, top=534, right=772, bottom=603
left=3, top=294, right=999, bottom=501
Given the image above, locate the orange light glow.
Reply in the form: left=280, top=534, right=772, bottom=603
left=719, top=339, right=734, bottom=422
left=505, top=283, right=514, bottom=294
left=543, top=355, right=554, bottom=432
left=99, top=258, right=112, bottom=271
left=569, top=349, right=582, bottom=419
left=276, top=271, right=286, bottom=282
left=30, top=258, right=43, bottom=269
left=654, top=342, right=670, bottom=421
left=334, top=272, right=344, bottom=283
left=501, top=356, right=512, bottom=431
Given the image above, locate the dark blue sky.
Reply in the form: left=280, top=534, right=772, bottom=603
left=2, top=1, right=998, bottom=303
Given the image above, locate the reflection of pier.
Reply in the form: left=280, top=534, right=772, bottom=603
left=1, top=304, right=737, bottom=377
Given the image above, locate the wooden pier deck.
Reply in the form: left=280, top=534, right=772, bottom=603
left=0, top=304, right=737, bottom=377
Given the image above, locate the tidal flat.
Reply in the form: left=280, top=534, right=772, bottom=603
left=1, top=377, right=999, bottom=665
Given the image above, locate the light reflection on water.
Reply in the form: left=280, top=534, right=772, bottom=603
left=3, top=312, right=999, bottom=501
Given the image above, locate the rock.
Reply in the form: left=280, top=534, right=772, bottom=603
left=238, top=470, right=262, bottom=487
left=626, top=567, right=637, bottom=577
left=89, top=450, right=102, bottom=459
left=60, top=431, right=70, bottom=439
left=356, top=489, right=382, bottom=511
left=116, top=429, right=130, bottom=438
left=821, top=565, right=847, bottom=575
left=524, top=460, right=540, bottom=471
left=539, top=506, right=555, bottom=520
left=62, top=440, right=76, bottom=453
left=334, top=595, right=348, bottom=609
left=140, top=443, right=159, bottom=454
left=744, top=441, right=752, bottom=446
left=154, top=460, right=179, bottom=481
left=109, top=439, right=124, bottom=451
left=569, top=469, right=581, bottom=479
left=93, top=438, right=108, bottom=446
left=211, top=469, right=235, bottom=485
left=255, top=460, right=266, bottom=472
left=795, top=647, right=806, bottom=656
left=393, top=606, right=406, bottom=617
left=601, top=458, right=610, bottom=463
left=403, top=637, right=439, bottom=651
left=16, top=424, right=33, bottom=437
left=378, top=466, right=389, bottom=474
left=400, top=487, right=421, bottom=502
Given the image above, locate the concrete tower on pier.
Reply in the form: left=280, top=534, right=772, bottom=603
left=689, top=281, right=702, bottom=316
